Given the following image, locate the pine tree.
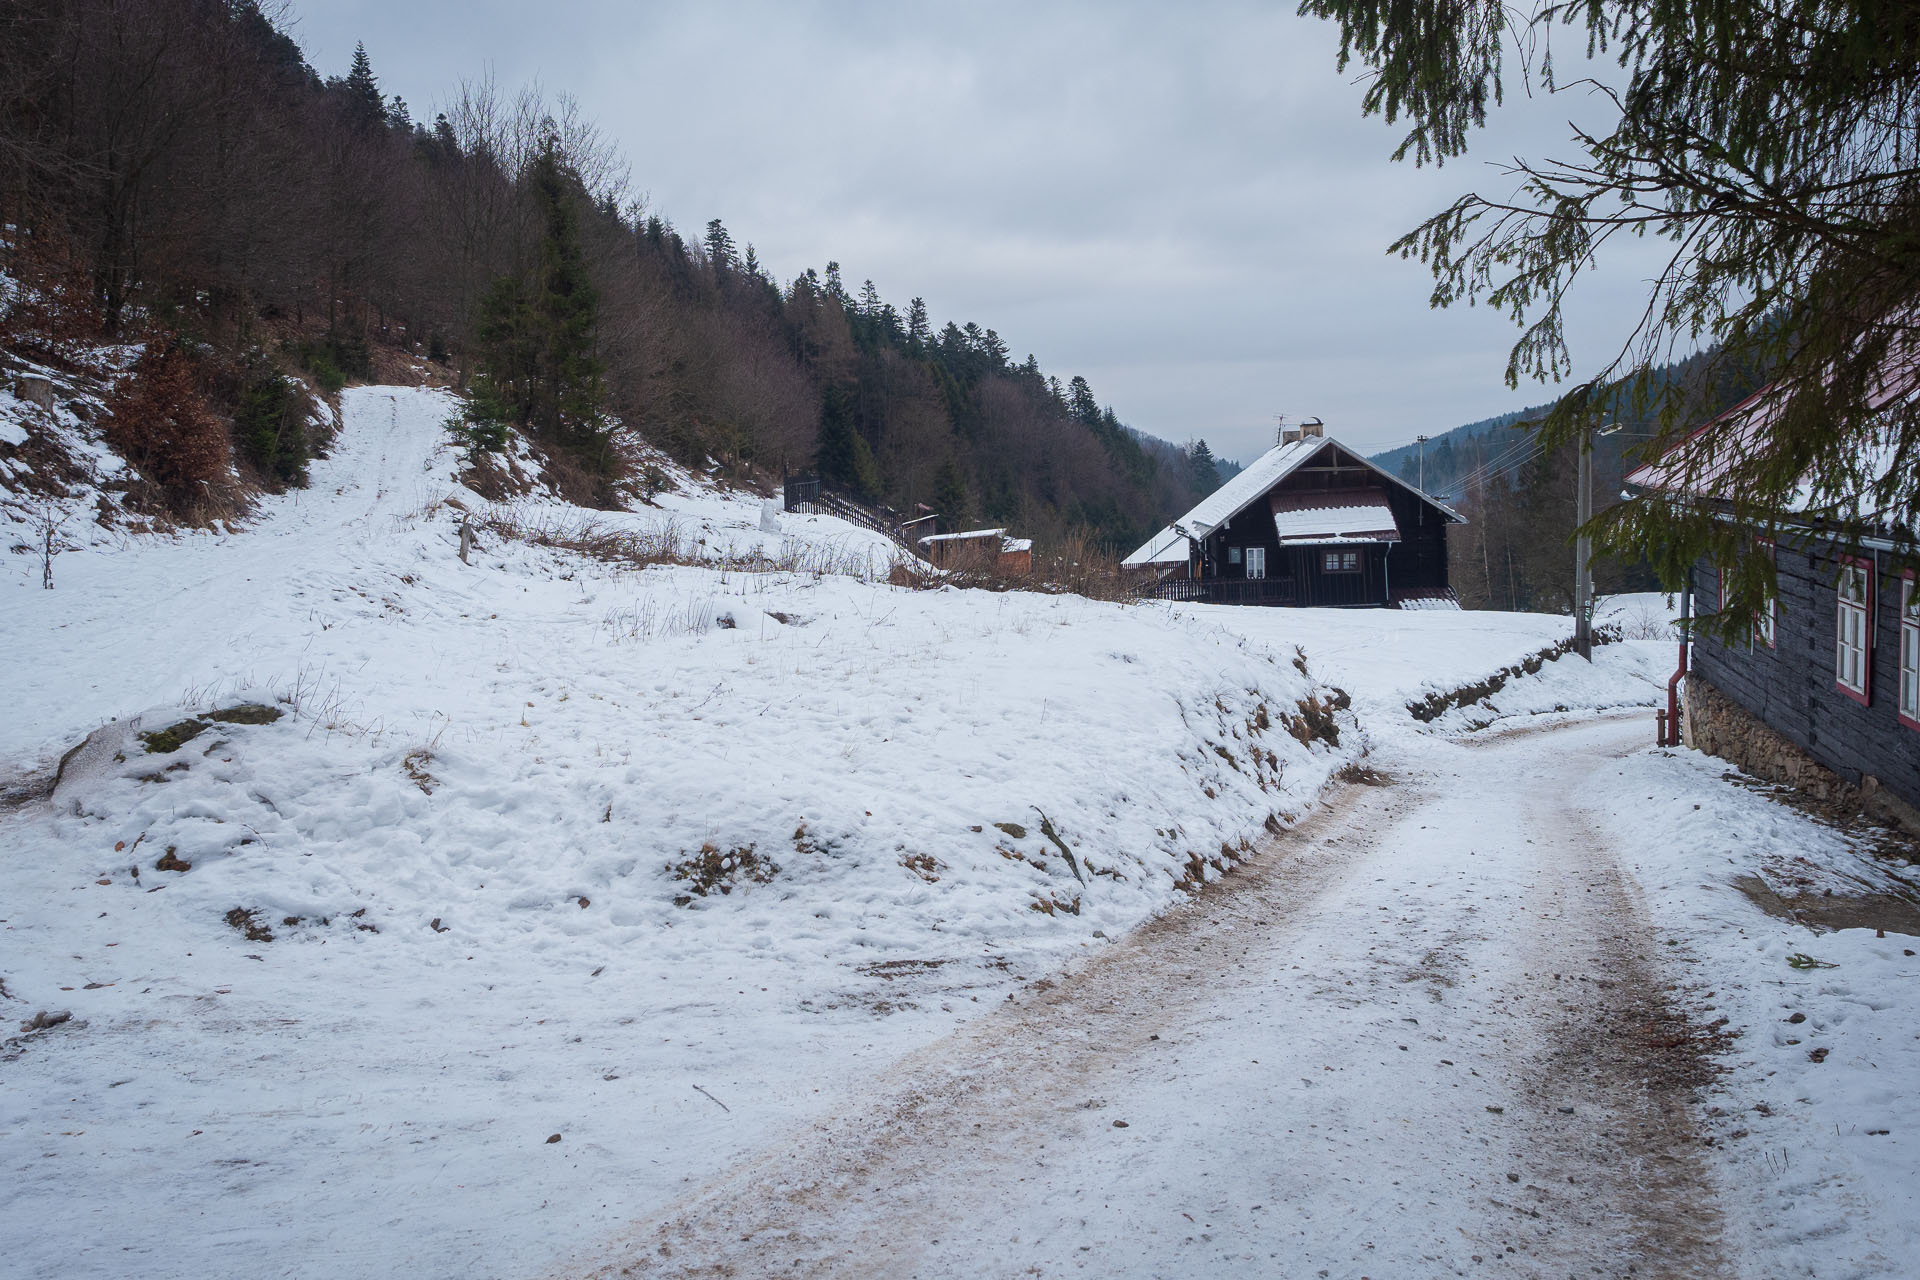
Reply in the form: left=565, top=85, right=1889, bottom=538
left=340, top=42, right=385, bottom=132
left=1067, top=375, right=1101, bottom=426
left=1189, top=439, right=1220, bottom=493
left=815, top=384, right=880, bottom=497
left=469, top=135, right=605, bottom=458
left=823, top=261, right=845, bottom=299
left=906, top=298, right=930, bottom=350
left=1302, top=0, right=1920, bottom=623
left=933, top=455, right=969, bottom=528
left=704, top=219, right=736, bottom=275
left=529, top=133, right=604, bottom=448
left=470, top=275, right=537, bottom=429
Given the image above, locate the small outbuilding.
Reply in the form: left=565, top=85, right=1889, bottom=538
left=919, top=527, right=1033, bottom=576
left=1123, top=421, right=1464, bottom=607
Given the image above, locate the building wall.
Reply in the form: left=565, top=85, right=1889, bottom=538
left=1293, top=544, right=1387, bottom=606
left=1205, top=506, right=1284, bottom=582
left=1382, top=487, right=1450, bottom=592
left=1690, top=535, right=1920, bottom=810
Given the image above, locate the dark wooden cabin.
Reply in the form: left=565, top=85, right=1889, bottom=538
left=1627, top=378, right=1920, bottom=817
left=1124, top=424, right=1464, bottom=608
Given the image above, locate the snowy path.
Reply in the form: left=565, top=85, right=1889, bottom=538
left=571, top=714, right=1730, bottom=1280
left=6, top=387, right=451, bottom=764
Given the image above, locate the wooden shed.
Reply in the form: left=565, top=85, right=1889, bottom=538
left=919, top=528, right=1033, bottom=576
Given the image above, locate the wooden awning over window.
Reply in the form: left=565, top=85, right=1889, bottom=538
left=1268, top=490, right=1400, bottom=544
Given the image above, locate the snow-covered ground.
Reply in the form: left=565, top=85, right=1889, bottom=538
left=1592, top=748, right=1920, bottom=1274
left=3, top=385, right=1912, bottom=1278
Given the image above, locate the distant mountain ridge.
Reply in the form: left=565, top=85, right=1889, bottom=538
left=1367, top=344, right=1770, bottom=501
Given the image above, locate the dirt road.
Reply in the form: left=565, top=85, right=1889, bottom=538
left=572, top=714, right=1731, bottom=1279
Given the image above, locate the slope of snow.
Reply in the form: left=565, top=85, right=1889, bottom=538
left=0, top=387, right=1354, bottom=1280
left=1, top=387, right=1701, bottom=1279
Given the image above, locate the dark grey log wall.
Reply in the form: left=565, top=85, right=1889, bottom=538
left=1690, top=534, right=1920, bottom=810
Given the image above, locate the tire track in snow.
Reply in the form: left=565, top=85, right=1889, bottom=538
left=566, top=714, right=1732, bottom=1280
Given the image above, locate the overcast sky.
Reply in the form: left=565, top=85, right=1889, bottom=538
left=292, top=1, right=1659, bottom=462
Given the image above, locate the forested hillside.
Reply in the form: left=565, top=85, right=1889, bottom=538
left=1368, top=346, right=1771, bottom=612
left=0, top=0, right=1212, bottom=547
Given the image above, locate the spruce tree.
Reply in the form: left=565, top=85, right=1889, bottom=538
left=815, top=385, right=880, bottom=497
left=1189, top=439, right=1220, bottom=493
left=704, top=219, right=736, bottom=274
left=933, top=455, right=969, bottom=527
left=341, top=42, right=385, bottom=132
left=528, top=132, right=604, bottom=449
left=1067, top=375, right=1101, bottom=427
left=1301, top=0, right=1920, bottom=625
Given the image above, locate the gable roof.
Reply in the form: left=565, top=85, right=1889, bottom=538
left=1121, top=524, right=1191, bottom=568
left=1123, top=434, right=1463, bottom=565
left=1625, top=366, right=1917, bottom=534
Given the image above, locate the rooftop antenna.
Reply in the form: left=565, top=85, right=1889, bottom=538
left=1272, top=413, right=1288, bottom=445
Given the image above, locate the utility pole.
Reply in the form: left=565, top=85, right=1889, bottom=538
left=1573, top=423, right=1622, bottom=660
left=1573, top=432, right=1593, bottom=659
left=1414, top=434, right=1430, bottom=492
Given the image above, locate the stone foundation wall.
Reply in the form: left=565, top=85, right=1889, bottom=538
left=1684, top=674, right=1920, bottom=835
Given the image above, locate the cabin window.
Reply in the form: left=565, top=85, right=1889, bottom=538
left=1245, top=547, right=1267, bottom=580
left=1321, top=550, right=1360, bottom=575
left=1754, top=541, right=1775, bottom=649
left=1836, top=560, right=1871, bottom=701
left=1900, top=571, right=1919, bottom=728
left=1227, top=546, right=1241, bottom=565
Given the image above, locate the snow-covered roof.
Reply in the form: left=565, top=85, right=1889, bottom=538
left=1625, top=357, right=1918, bottom=534
left=919, top=527, right=1006, bottom=546
left=1121, top=525, right=1191, bottom=568
left=1271, top=492, right=1399, bottom=544
left=1002, top=538, right=1033, bottom=553
left=1177, top=437, right=1326, bottom=537
left=1123, top=434, right=1461, bottom=565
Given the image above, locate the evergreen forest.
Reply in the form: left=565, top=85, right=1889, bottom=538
left=0, top=0, right=1220, bottom=548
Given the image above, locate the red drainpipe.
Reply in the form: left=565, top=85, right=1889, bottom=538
left=1664, top=580, right=1691, bottom=746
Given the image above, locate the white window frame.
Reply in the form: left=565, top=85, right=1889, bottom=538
left=1900, top=570, right=1919, bottom=730
left=1244, top=546, right=1266, bottom=580
left=1836, top=559, right=1871, bottom=702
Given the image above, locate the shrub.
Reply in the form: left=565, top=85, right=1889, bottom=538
left=286, top=336, right=371, bottom=394
left=445, top=411, right=508, bottom=454
left=234, top=367, right=310, bottom=487
left=105, top=341, right=232, bottom=516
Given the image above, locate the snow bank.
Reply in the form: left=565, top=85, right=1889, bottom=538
left=1198, top=603, right=1673, bottom=736
left=1588, top=746, right=1920, bottom=1275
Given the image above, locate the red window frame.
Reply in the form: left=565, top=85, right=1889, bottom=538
left=1900, top=568, right=1920, bottom=732
left=1835, top=554, right=1873, bottom=706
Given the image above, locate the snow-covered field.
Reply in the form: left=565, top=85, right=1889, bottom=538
left=2, top=385, right=1913, bottom=1278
